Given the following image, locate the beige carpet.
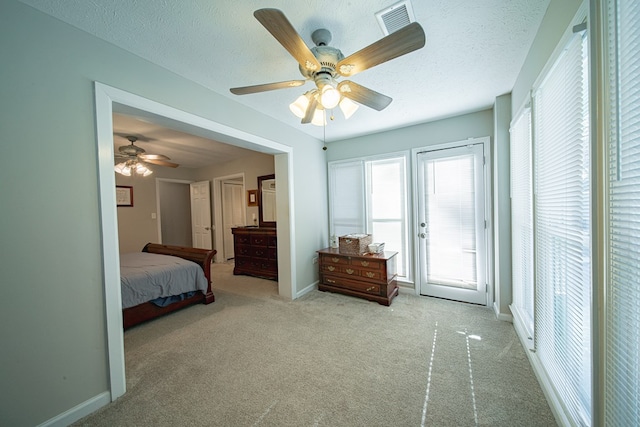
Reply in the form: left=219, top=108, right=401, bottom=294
left=74, top=262, right=556, bottom=426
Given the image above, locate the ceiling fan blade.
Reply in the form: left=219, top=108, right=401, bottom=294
left=139, top=153, right=170, bottom=161
left=336, top=22, right=426, bottom=78
left=338, top=81, right=392, bottom=111
left=230, top=80, right=306, bottom=95
left=253, top=9, right=321, bottom=73
left=144, top=159, right=179, bottom=168
left=301, top=95, right=318, bottom=124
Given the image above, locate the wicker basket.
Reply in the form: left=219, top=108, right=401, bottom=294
left=338, top=233, right=372, bottom=255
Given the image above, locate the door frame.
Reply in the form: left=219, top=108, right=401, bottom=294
left=213, top=173, right=245, bottom=262
left=411, top=136, right=493, bottom=305
left=94, top=82, right=295, bottom=402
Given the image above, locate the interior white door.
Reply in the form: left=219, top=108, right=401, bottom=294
left=416, top=144, right=487, bottom=304
left=222, top=181, right=244, bottom=260
left=190, top=180, right=212, bottom=249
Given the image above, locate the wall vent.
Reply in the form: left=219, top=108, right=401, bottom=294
left=375, top=1, right=415, bottom=35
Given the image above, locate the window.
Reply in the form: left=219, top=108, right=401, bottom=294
left=532, top=23, right=591, bottom=424
left=510, top=107, right=535, bottom=343
left=509, top=5, right=591, bottom=425
left=604, top=0, right=640, bottom=424
left=329, top=154, right=409, bottom=278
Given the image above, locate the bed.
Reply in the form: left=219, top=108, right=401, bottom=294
left=121, top=243, right=216, bottom=329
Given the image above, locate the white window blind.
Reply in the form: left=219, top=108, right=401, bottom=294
left=424, top=152, right=478, bottom=287
left=605, top=0, right=640, bottom=424
left=367, top=157, right=408, bottom=277
left=510, top=107, right=535, bottom=343
left=533, top=26, right=591, bottom=426
left=328, top=161, right=365, bottom=238
left=328, top=155, right=409, bottom=278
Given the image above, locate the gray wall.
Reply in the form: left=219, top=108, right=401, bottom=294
left=159, top=181, right=192, bottom=248
left=0, top=0, right=584, bottom=425
left=0, top=1, right=326, bottom=425
left=511, top=0, right=583, bottom=115
left=116, top=167, right=196, bottom=253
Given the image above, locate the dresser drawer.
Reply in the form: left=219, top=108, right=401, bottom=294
left=235, top=235, right=251, bottom=245
left=251, top=246, right=269, bottom=259
left=350, top=258, right=384, bottom=270
left=321, top=263, right=385, bottom=282
left=322, top=275, right=381, bottom=295
left=250, top=235, right=269, bottom=246
left=320, top=254, right=350, bottom=266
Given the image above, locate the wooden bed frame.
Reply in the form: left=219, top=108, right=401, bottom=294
left=122, top=243, right=216, bottom=329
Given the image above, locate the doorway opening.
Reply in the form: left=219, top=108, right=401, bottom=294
left=95, top=82, right=294, bottom=401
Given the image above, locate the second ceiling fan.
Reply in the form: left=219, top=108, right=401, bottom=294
left=230, top=8, right=426, bottom=125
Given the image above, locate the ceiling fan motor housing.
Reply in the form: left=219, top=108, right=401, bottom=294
left=299, top=36, right=344, bottom=80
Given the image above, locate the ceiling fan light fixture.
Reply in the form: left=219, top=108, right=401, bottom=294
left=114, top=162, right=132, bottom=176
left=319, top=84, right=341, bottom=109
left=339, top=97, right=359, bottom=120
left=311, top=108, right=326, bottom=127
left=289, top=92, right=312, bottom=119
left=135, top=163, right=153, bottom=177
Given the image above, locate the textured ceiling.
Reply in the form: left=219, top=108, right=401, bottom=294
left=20, top=0, right=550, bottom=164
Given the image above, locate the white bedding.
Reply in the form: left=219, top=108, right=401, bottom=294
left=120, top=252, right=208, bottom=309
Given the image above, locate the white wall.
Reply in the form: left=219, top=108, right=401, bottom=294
left=492, top=93, right=513, bottom=319
left=0, top=1, right=326, bottom=425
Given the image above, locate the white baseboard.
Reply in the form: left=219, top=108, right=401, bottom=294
left=513, top=327, right=570, bottom=427
left=493, top=302, right=513, bottom=322
left=37, top=391, right=110, bottom=427
left=296, top=281, right=318, bottom=298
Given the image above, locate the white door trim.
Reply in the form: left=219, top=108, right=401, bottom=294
left=213, top=173, right=245, bottom=263
left=94, top=82, right=295, bottom=401
left=411, top=136, right=493, bottom=305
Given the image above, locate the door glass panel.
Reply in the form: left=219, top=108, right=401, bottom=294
left=425, top=154, right=477, bottom=288
left=417, top=143, right=486, bottom=304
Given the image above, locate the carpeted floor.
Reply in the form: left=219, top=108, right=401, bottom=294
left=74, top=262, right=556, bottom=426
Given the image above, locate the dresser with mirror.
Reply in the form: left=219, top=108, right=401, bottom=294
left=232, top=174, right=278, bottom=280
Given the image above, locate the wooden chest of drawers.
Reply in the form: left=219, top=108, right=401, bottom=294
left=232, top=227, right=278, bottom=281
left=317, top=247, right=398, bottom=306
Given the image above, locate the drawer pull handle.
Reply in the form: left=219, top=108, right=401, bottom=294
left=332, top=257, right=340, bottom=263
left=327, top=266, right=335, bottom=272
left=366, top=286, right=376, bottom=292
left=327, top=279, right=336, bottom=284
left=365, top=272, right=375, bottom=278
left=361, top=261, right=369, bottom=267
left=346, top=269, right=354, bottom=275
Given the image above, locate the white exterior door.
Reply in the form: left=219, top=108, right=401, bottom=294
left=416, top=144, right=487, bottom=304
left=190, top=180, right=212, bottom=250
left=222, top=181, right=244, bottom=260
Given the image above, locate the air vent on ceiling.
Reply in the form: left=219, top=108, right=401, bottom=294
left=375, top=1, right=416, bottom=36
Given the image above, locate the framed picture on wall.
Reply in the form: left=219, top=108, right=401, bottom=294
left=116, top=185, right=133, bottom=207
left=247, top=189, right=258, bottom=207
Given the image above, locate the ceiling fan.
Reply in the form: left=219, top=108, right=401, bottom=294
left=114, top=135, right=179, bottom=177
left=230, top=8, right=426, bottom=125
